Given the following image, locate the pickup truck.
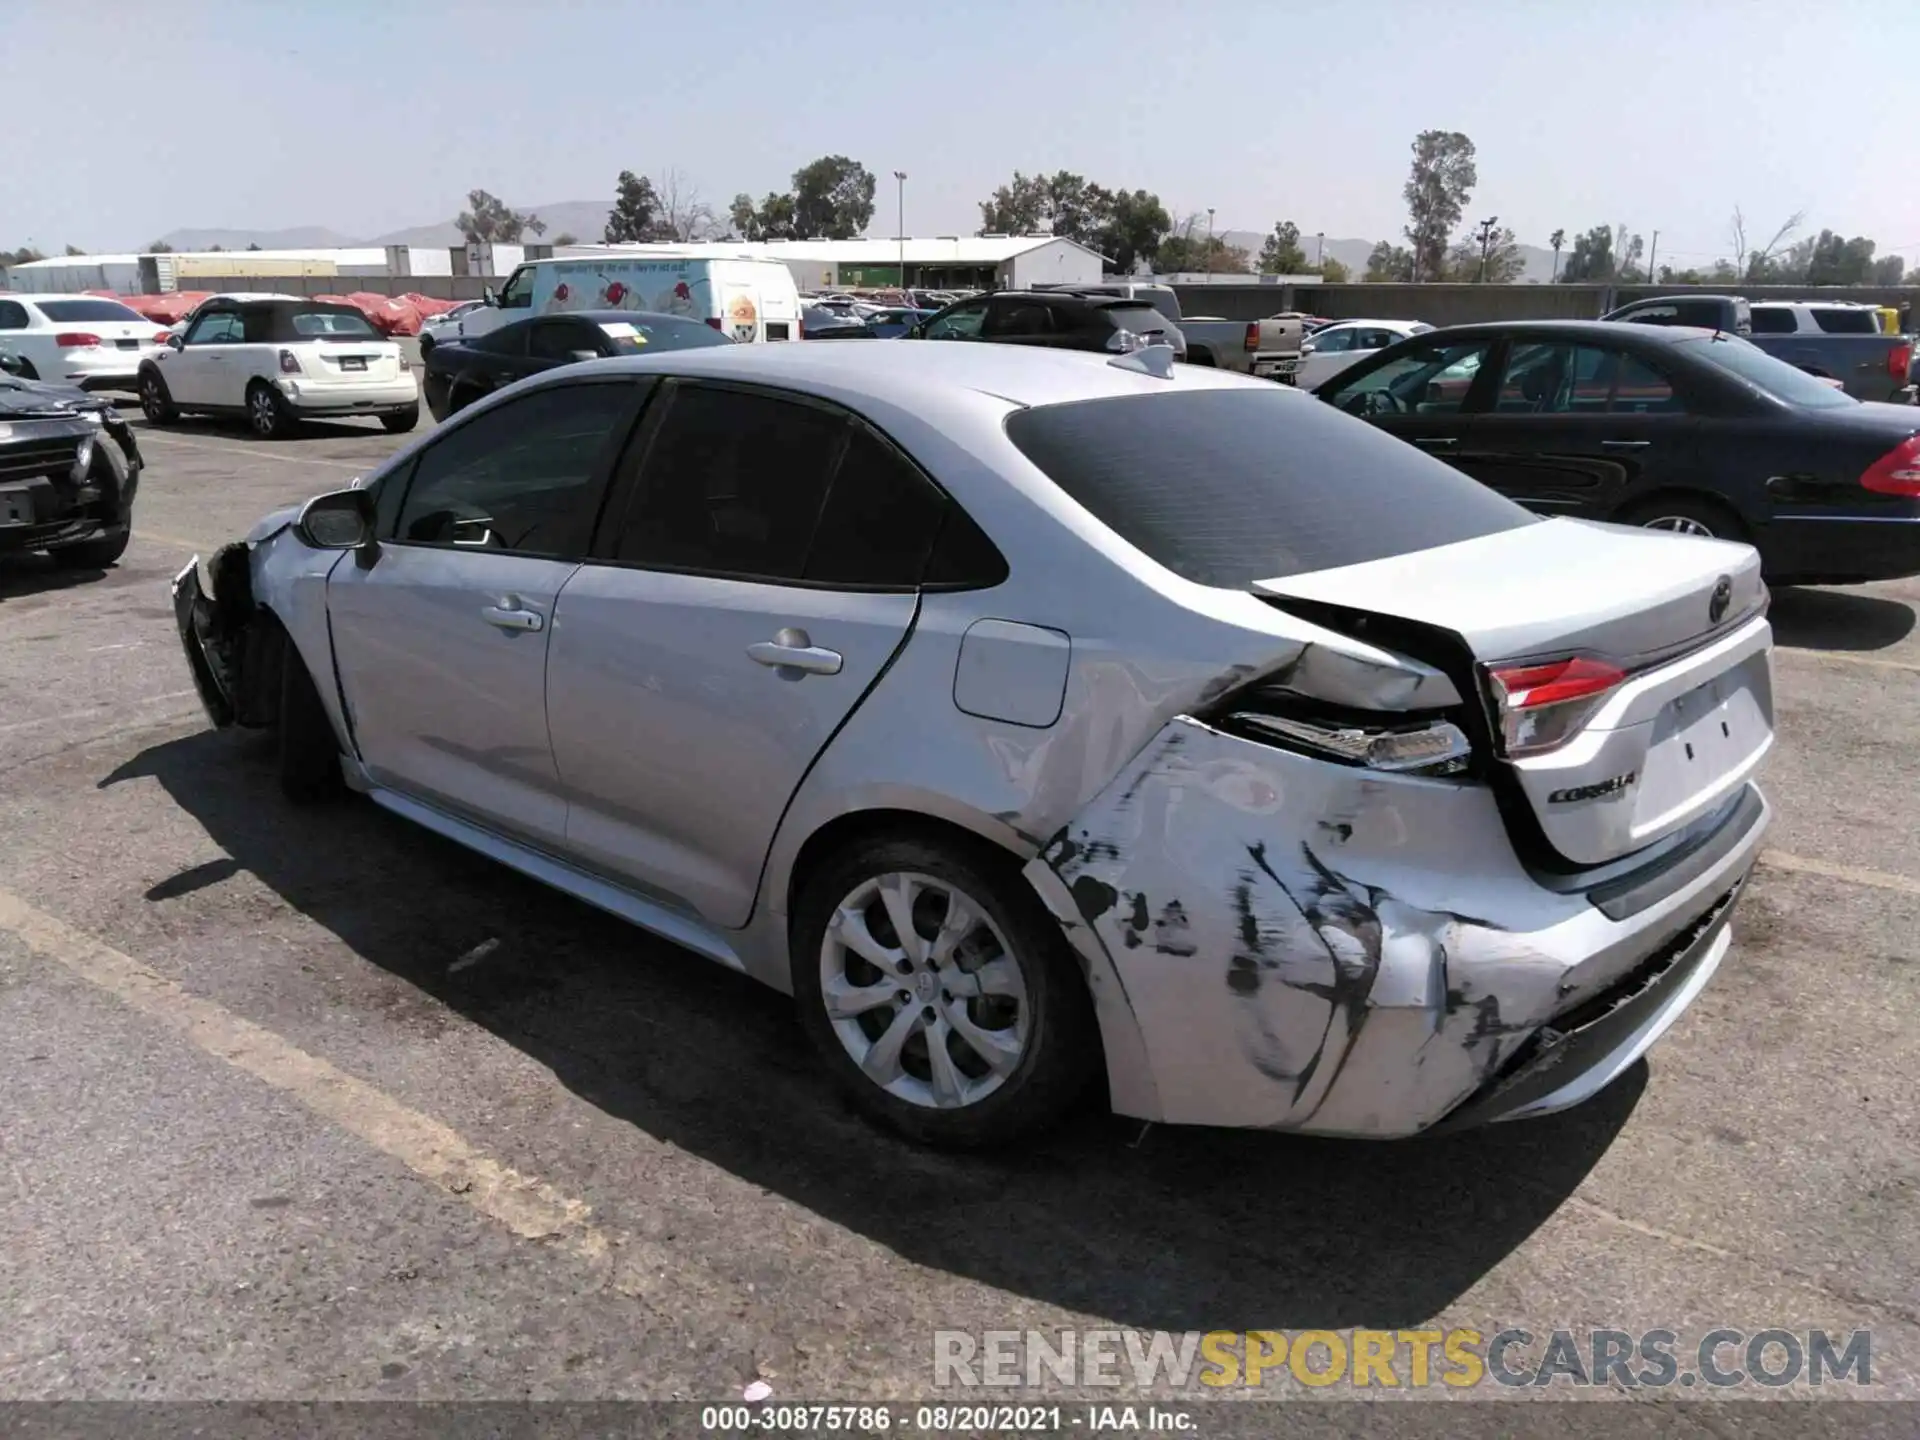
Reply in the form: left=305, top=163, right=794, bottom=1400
left=1034, top=282, right=1307, bottom=381
left=1601, top=293, right=1914, bottom=402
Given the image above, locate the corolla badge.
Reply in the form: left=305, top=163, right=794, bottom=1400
left=1709, top=575, right=1733, bottom=624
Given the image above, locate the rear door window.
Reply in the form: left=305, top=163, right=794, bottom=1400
left=1005, top=388, right=1535, bottom=588
left=983, top=299, right=1055, bottom=339
left=1749, top=308, right=1798, bottom=334
left=1105, top=303, right=1177, bottom=341
left=1809, top=307, right=1878, bottom=335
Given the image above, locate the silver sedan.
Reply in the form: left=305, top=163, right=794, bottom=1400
left=173, top=340, right=1774, bottom=1147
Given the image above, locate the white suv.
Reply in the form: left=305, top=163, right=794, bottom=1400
left=138, top=297, right=419, bottom=438
left=0, top=293, right=172, bottom=393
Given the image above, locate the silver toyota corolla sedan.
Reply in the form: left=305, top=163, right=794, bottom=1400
left=172, top=340, right=1774, bottom=1148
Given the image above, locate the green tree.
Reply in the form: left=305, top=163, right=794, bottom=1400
left=1548, top=227, right=1566, bottom=282
left=4, top=246, right=46, bottom=265
left=552, top=232, right=578, bottom=246
left=791, top=155, right=875, bottom=239
left=1402, top=130, right=1477, bottom=281
left=1318, top=256, right=1352, bottom=283
left=1257, top=220, right=1308, bottom=274
left=1871, top=253, right=1907, bottom=285
left=1091, top=188, right=1171, bottom=274
left=146, top=240, right=174, bottom=253
left=457, top=189, right=545, bottom=245
left=1363, top=240, right=1414, bottom=282
left=64, top=244, right=86, bottom=257
left=1806, top=229, right=1879, bottom=286
left=1157, top=218, right=1249, bottom=274
left=604, top=170, right=661, bottom=243
left=977, top=171, right=1051, bottom=233
left=245, top=242, right=261, bottom=251
left=1558, top=224, right=1616, bottom=282
left=731, top=192, right=795, bottom=241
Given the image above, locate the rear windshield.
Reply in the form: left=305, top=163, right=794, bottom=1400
left=1748, top=308, right=1797, bottom=334
left=1810, top=307, right=1878, bottom=334
left=37, top=299, right=146, bottom=323
left=1004, top=388, right=1537, bottom=588
left=1104, top=302, right=1178, bottom=336
left=1680, top=334, right=1857, bottom=409
left=289, top=309, right=378, bottom=339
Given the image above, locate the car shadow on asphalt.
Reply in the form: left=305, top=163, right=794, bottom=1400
left=0, top=551, right=112, bottom=601
left=107, top=729, right=1642, bottom=1334
left=1768, top=586, right=1915, bottom=651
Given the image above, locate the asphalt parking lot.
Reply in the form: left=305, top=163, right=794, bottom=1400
left=2, top=403, right=1918, bottom=1430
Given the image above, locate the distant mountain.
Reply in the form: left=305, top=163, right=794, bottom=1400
left=153, top=223, right=361, bottom=251
left=368, top=200, right=616, bottom=248
left=1216, top=230, right=1561, bottom=284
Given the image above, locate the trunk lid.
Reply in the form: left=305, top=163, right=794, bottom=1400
left=301, top=340, right=404, bottom=385
left=1255, top=518, right=1774, bottom=867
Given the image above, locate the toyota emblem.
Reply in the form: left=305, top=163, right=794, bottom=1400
left=1709, top=576, right=1733, bottom=624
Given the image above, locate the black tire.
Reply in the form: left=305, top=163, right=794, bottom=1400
left=445, top=379, right=482, bottom=417
left=50, top=527, right=130, bottom=570
left=1615, top=494, right=1749, bottom=543
left=791, top=833, right=1099, bottom=1149
left=381, top=405, right=420, bottom=434
left=278, top=640, right=345, bottom=803
left=1184, top=349, right=1217, bottom=367
left=417, top=333, right=436, bottom=360
left=139, top=369, right=177, bottom=424
left=246, top=380, right=297, bottom=440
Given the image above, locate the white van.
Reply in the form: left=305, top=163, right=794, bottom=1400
left=459, top=254, right=804, bottom=344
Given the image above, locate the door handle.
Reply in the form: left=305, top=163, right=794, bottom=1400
left=748, top=627, right=843, bottom=676
left=1413, top=436, right=1458, bottom=449
left=481, top=595, right=544, bottom=632
left=1600, top=439, right=1651, bottom=449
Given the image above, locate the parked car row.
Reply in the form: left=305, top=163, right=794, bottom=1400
left=1313, top=318, right=1920, bottom=584
left=1600, top=294, right=1914, bottom=402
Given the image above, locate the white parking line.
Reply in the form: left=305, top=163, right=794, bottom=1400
left=1760, top=849, right=1920, bottom=898
left=135, top=432, right=367, bottom=470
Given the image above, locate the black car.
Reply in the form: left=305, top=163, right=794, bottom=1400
left=0, top=355, right=143, bottom=570
left=907, top=290, right=1187, bottom=359
left=422, top=310, right=732, bottom=421
left=1313, top=320, right=1920, bottom=585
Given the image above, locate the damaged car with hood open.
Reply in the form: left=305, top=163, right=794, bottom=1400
left=170, top=340, right=1773, bottom=1148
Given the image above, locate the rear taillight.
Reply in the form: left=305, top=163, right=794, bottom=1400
left=152, top=330, right=170, bottom=344
left=1244, top=322, right=1260, bottom=352
left=705, top=317, right=724, bottom=331
left=1891, top=342, right=1912, bottom=379
left=54, top=332, right=101, bottom=349
left=1486, top=656, right=1626, bottom=757
left=1862, top=434, right=1920, bottom=497
left=796, top=316, right=805, bottom=339
left=278, top=349, right=302, bottom=374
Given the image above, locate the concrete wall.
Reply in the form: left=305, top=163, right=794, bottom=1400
left=1171, top=281, right=1920, bottom=326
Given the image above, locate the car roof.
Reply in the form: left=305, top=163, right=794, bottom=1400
left=1414, top=319, right=1717, bottom=344
left=504, top=308, right=706, bottom=326
left=14, top=292, right=144, bottom=305
left=568, top=334, right=1258, bottom=409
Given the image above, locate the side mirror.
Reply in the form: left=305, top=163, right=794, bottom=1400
left=166, top=333, right=184, bottom=351
left=482, top=286, right=498, bottom=306
left=294, top=487, right=376, bottom=551
left=1301, top=339, right=1318, bottom=354
left=0, top=351, right=25, bottom=376
left=568, top=349, right=600, bottom=363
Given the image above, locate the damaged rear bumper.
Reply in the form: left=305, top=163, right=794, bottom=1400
left=1022, top=716, right=1767, bottom=1138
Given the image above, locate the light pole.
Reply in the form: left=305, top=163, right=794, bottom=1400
left=1474, top=215, right=1499, bottom=283
left=893, top=170, right=907, bottom=291
left=1205, top=207, right=1215, bottom=277
left=1316, top=232, right=1325, bottom=269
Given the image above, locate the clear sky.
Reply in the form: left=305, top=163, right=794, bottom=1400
left=11, top=0, right=1918, bottom=265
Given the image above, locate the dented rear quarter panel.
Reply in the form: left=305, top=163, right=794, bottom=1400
left=1029, top=715, right=1766, bottom=1136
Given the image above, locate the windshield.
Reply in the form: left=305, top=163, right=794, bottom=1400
left=1005, top=388, right=1535, bottom=588
left=1681, top=334, right=1859, bottom=409
left=37, top=299, right=147, bottom=323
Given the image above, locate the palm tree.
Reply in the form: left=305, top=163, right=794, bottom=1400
left=1548, top=228, right=1566, bottom=283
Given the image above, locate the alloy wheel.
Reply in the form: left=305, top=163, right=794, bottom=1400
left=818, top=871, right=1030, bottom=1110
left=1642, top=515, right=1714, bottom=537
left=142, top=377, right=167, bottom=421
left=249, top=388, right=279, bottom=436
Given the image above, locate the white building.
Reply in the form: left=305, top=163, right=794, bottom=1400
left=555, top=235, right=1107, bottom=292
